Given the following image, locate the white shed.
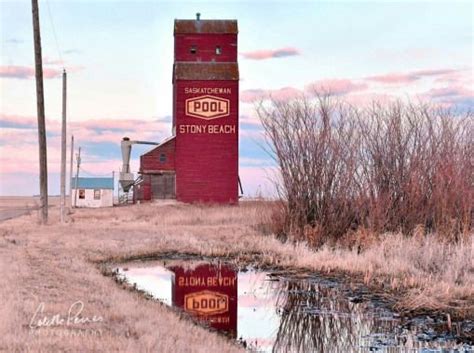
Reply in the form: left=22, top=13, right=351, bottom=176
left=71, top=177, right=114, bottom=208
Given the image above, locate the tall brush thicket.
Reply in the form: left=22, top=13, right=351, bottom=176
left=258, top=96, right=472, bottom=245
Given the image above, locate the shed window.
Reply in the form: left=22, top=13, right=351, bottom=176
left=216, top=46, right=222, bottom=55
left=190, top=45, right=197, bottom=54
left=159, top=153, right=167, bottom=163
left=79, top=189, right=85, bottom=199
left=94, top=189, right=101, bottom=200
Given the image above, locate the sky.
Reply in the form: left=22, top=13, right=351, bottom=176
left=0, top=0, right=472, bottom=196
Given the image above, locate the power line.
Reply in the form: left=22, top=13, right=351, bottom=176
left=44, top=0, right=64, bottom=69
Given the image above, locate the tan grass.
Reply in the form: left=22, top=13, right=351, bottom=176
left=0, top=200, right=472, bottom=352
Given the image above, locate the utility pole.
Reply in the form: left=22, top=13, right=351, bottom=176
left=69, top=135, right=74, bottom=205
left=31, top=0, right=48, bottom=223
left=73, top=147, right=81, bottom=208
left=60, top=70, right=67, bottom=222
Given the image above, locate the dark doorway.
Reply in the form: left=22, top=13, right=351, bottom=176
left=151, top=173, right=176, bottom=199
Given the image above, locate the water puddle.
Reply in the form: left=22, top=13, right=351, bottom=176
left=113, top=257, right=473, bottom=352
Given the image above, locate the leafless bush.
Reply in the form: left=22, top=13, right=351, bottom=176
left=258, top=96, right=473, bottom=245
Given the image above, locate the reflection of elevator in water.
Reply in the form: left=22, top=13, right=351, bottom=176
left=168, top=263, right=238, bottom=338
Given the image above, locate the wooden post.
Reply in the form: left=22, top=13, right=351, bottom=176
left=69, top=135, right=74, bottom=204
left=60, top=70, right=67, bottom=222
left=73, top=147, right=81, bottom=208
left=112, top=171, right=115, bottom=205
left=31, top=0, right=48, bottom=223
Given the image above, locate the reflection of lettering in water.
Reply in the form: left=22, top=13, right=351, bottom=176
left=170, top=263, right=238, bottom=338
left=178, top=276, right=236, bottom=287
left=185, top=290, right=229, bottom=315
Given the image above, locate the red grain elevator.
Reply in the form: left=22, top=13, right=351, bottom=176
left=136, top=14, right=239, bottom=204
left=174, top=15, right=239, bottom=203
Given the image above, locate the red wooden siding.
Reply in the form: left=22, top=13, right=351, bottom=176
left=134, top=175, right=152, bottom=202
left=174, top=80, right=239, bottom=204
left=140, top=137, right=176, bottom=173
left=174, top=34, right=237, bottom=62
left=173, top=18, right=239, bottom=204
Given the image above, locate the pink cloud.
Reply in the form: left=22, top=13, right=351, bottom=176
left=241, top=87, right=302, bottom=103
left=0, top=65, right=63, bottom=79
left=241, top=79, right=368, bottom=104
left=0, top=113, right=171, bottom=145
left=365, top=72, right=419, bottom=84
left=365, top=68, right=465, bottom=85
left=0, top=114, right=62, bottom=135
left=0, top=137, right=62, bottom=174
left=434, top=69, right=471, bottom=86
left=0, top=63, right=83, bottom=80
left=240, top=89, right=266, bottom=103
left=412, top=68, right=458, bottom=77
left=241, top=79, right=368, bottom=103
left=271, top=87, right=302, bottom=101
left=241, top=47, right=300, bottom=60
left=305, top=79, right=368, bottom=96
left=420, top=85, right=473, bottom=109
left=0, top=66, right=35, bottom=79
left=426, top=86, right=472, bottom=99
left=77, top=119, right=159, bottom=131
left=0, top=113, right=173, bottom=177
left=0, top=113, right=37, bottom=128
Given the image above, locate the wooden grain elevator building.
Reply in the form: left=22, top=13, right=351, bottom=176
left=134, top=15, right=239, bottom=204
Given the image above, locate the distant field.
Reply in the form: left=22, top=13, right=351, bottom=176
left=0, top=196, right=60, bottom=222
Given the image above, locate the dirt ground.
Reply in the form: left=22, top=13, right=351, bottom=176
left=0, top=200, right=472, bottom=352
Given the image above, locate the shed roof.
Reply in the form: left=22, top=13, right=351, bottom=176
left=174, top=20, right=238, bottom=34
left=174, top=62, right=239, bottom=81
left=71, top=177, right=114, bottom=190
left=143, top=135, right=176, bottom=156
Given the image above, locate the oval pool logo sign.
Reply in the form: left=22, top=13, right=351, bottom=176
left=185, top=95, right=230, bottom=120
left=184, top=290, right=229, bottom=315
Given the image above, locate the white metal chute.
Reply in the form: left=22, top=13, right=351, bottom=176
left=119, top=137, right=159, bottom=192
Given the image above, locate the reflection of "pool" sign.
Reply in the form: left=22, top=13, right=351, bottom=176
left=184, top=290, right=229, bottom=315
left=185, top=95, right=230, bottom=120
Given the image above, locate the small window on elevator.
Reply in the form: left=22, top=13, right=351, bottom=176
left=216, top=46, right=222, bottom=55
left=190, top=45, right=197, bottom=54
left=159, top=153, right=167, bottom=164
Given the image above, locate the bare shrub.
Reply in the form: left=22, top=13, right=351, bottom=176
left=259, top=96, right=362, bottom=245
left=258, top=96, right=473, bottom=244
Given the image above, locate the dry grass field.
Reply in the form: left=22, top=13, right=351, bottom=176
left=0, top=200, right=472, bottom=352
